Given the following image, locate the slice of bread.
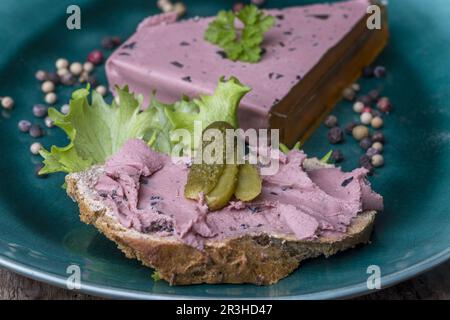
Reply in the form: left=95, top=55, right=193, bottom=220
left=66, top=161, right=376, bottom=285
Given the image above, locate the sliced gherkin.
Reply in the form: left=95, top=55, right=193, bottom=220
left=235, top=163, right=262, bottom=202
left=184, top=121, right=234, bottom=200
left=205, top=164, right=239, bottom=210
left=184, top=164, right=224, bottom=199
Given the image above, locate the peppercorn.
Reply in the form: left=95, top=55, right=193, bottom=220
left=102, top=37, right=115, bottom=50
left=173, top=2, right=187, bottom=17
left=352, top=125, right=369, bottom=141
left=360, top=112, right=373, bottom=125
left=86, top=76, right=98, bottom=87
left=18, top=120, right=32, bottom=132
left=351, top=83, right=360, bottom=92
left=60, top=73, right=76, bottom=86
left=60, top=104, right=70, bottom=115
left=374, top=66, right=387, bottom=78
left=30, top=142, right=42, bottom=155
left=342, top=87, right=356, bottom=101
left=362, top=106, right=372, bottom=114
left=45, top=72, right=60, bottom=84
left=44, top=116, right=54, bottom=128
left=331, top=150, right=344, bottom=163
left=112, top=36, right=121, bottom=47
left=359, top=155, right=374, bottom=174
left=158, top=0, right=173, bottom=12
left=87, top=50, right=104, bottom=65
left=359, top=154, right=370, bottom=166
left=371, top=154, right=384, bottom=167
left=70, top=62, right=83, bottom=76
left=35, top=70, right=47, bottom=81
left=366, top=147, right=380, bottom=158
left=45, top=92, right=57, bottom=105
left=57, top=68, right=69, bottom=77
left=359, top=137, right=372, bottom=150
left=377, top=97, right=392, bottom=113
left=41, top=80, right=55, bottom=93
left=83, top=61, right=95, bottom=73
left=327, top=127, right=343, bottom=144
left=352, top=101, right=364, bottom=113
left=372, top=131, right=385, bottom=143
left=1, top=96, right=14, bottom=110
left=345, top=122, right=356, bottom=134
left=78, top=72, right=90, bottom=84
left=29, top=124, right=44, bottom=138
left=55, top=58, right=69, bottom=70
left=371, top=116, right=383, bottom=129
left=324, top=115, right=338, bottom=128
left=95, top=85, right=107, bottom=96
left=372, top=142, right=384, bottom=152
left=32, top=104, right=47, bottom=118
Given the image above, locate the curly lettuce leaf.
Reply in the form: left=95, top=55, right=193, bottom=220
left=204, top=4, right=275, bottom=63
left=40, top=86, right=156, bottom=175
left=40, top=77, right=251, bottom=175
left=164, top=76, right=250, bottom=135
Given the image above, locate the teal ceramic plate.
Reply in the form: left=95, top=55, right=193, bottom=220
left=0, top=0, right=449, bottom=299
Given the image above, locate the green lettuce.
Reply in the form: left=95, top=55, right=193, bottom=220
left=39, top=77, right=251, bottom=175
left=320, top=150, right=334, bottom=164
left=165, top=76, right=250, bottom=135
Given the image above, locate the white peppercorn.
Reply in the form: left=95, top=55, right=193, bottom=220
left=70, top=62, right=83, bottom=76
left=30, top=142, right=43, bottom=155
left=45, top=92, right=57, bottom=105
left=56, top=58, right=69, bottom=70
left=41, top=81, right=55, bottom=93
left=1, top=96, right=14, bottom=109
left=371, top=154, right=384, bottom=167
left=360, top=112, right=373, bottom=125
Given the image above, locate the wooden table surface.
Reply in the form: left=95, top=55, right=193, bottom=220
left=1, top=260, right=448, bottom=300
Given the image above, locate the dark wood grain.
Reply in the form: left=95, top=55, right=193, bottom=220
left=1, top=261, right=449, bottom=300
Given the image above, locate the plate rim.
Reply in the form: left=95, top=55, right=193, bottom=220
left=1, top=0, right=449, bottom=301
left=1, top=249, right=449, bottom=299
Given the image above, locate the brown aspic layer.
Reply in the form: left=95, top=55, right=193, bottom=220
left=270, top=6, right=389, bottom=146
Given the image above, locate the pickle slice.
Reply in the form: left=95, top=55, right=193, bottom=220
left=184, top=121, right=234, bottom=200
left=206, top=164, right=239, bottom=210
left=235, top=163, right=262, bottom=201
left=184, top=164, right=224, bottom=199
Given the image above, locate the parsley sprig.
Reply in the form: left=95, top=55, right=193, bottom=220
left=204, top=4, right=275, bottom=63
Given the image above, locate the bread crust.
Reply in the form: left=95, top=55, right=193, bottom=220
left=66, top=167, right=376, bottom=285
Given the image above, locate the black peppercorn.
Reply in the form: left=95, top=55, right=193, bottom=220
left=345, top=122, right=356, bottom=134
left=327, top=127, right=343, bottom=144
left=331, top=150, right=344, bottom=163
left=359, top=137, right=372, bottom=150
left=372, top=131, right=385, bottom=143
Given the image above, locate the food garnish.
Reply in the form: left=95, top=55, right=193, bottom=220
left=204, top=4, right=275, bottom=63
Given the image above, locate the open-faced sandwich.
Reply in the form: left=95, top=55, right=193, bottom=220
left=39, top=0, right=386, bottom=285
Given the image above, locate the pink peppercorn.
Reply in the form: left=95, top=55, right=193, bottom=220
left=112, top=36, right=122, bottom=47
left=377, top=97, right=392, bottom=113
left=87, top=50, right=104, bottom=65
left=363, top=106, right=372, bottom=114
